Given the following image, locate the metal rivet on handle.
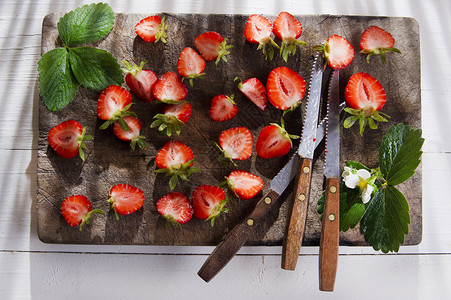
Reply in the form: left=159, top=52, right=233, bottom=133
left=298, top=193, right=306, bottom=202
left=303, top=166, right=310, bottom=174
left=247, top=219, right=254, bottom=226
left=328, top=214, right=336, bottom=222
left=330, top=185, right=337, bottom=194
left=264, top=197, right=272, bottom=205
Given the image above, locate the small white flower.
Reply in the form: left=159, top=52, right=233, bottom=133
left=361, top=184, right=374, bottom=204
left=342, top=167, right=374, bottom=203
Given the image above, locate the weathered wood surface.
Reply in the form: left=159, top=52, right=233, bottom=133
left=37, top=13, right=421, bottom=246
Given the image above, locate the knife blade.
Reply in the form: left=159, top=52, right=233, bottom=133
left=319, top=69, right=340, bottom=291
left=197, top=115, right=328, bottom=283
left=282, top=54, right=324, bottom=270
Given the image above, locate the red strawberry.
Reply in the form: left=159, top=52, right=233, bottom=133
left=113, top=116, right=146, bottom=150
left=97, top=85, right=137, bottom=130
left=151, top=103, right=193, bottom=136
left=266, top=67, right=306, bottom=111
left=177, top=47, right=206, bottom=86
left=314, top=35, right=355, bottom=70
left=244, top=14, right=279, bottom=60
left=61, top=195, right=104, bottom=231
left=107, top=183, right=145, bottom=220
left=343, top=72, right=389, bottom=136
left=135, top=15, right=168, bottom=43
left=152, top=72, right=188, bottom=104
left=48, top=120, right=93, bottom=160
left=272, top=12, right=307, bottom=61
left=235, top=77, right=267, bottom=111
left=122, top=60, right=157, bottom=102
left=216, top=127, right=253, bottom=166
left=360, top=25, right=401, bottom=63
left=209, top=94, right=238, bottom=121
left=194, top=31, right=233, bottom=65
left=156, top=191, right=194, bottom=228
left=256, top=119, right=299, bottom=159
left=226, top=170, right=264, bottom=200
left=155, top=140, right=200, bottom=190
left=192, top=185, right=229, bottom=226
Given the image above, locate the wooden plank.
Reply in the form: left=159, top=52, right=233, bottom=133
left=37, top=13, right=421, bottom=246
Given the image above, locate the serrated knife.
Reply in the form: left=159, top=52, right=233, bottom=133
left=319, top=69, right=340, bottom=291
left=282, top=54, right=324, bottom=270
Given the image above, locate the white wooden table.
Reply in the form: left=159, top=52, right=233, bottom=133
left=1, top=0, right=450, bottom=298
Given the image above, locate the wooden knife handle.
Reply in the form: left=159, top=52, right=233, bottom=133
left=198, top=189, right=280, bottom=282
left=319, top=177, right=340, bottom=291
left=282, top=157, right=313, bottom=270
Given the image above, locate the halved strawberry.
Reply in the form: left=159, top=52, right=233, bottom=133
left=177, top=47, right=206, bottom=87
left=235, top=77, right=267, bottom=111
left=266, top=66, right=306, bottom=111
left=156, top=191, right=193, bottom=229
left=122, top=60, right=157, bottom=102
left=97, top=85, right=137, bottom=130
left=48, top=120, right=93, bottom=161
left=244, top=14, right=280, bottom=60
left=113, top=116, right=146, bottom=150
left=314, top=35, right=355, bottom=70
left=152, top=72, right=188, bottom=104
left=61, top=195, right=104, bottom=231
left=155, top=140, right=200, bottom=190
left=192, top=185, right=229, bottom=226
left=151, top=103, right=193, bottom=136
left=107, top=183, right=145, bottom=220
left=343, top=72, right=389, bottom=136
left=216, top=127, right=253, bottom=166
left=226, top=170, right=264, bottom=200
left=194, top=31, right=233, bottom=65
left=256, top=119, right=299, bottom=159
left=360, top=25, right=401, bottom=63
left=272, top=12, right=308, bottom=61
left=135, top=15, right=168, bottom=43
left=209, top=94, right=238, bottom=121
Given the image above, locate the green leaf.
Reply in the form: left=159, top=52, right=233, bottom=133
left=57, top=3, right=115, bottom=46
left=169, top=174, right=178, bottom=191
left=38, top=48, right=79, bottom=111
left=361, top=185, right=410, bottom=253
left=68, top=47, right=124, bottom=91
left=379, top=123, right=424, bottom=185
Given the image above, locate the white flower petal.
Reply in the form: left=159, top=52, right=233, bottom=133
left=361, top=185, right=374, bottom=204
left=344, top=173, right=360, bottom=189
left=356, top=169, right=371, bottom=180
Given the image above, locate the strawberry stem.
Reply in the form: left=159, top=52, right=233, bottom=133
left=79, top=209, right=104, bottom=231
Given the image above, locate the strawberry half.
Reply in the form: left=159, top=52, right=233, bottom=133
left=226, top=170, right=264, bottom=200
left=151, top=102, right=193, bottom=136
left=194, top=31, right=233, bottom=65
left=122, top=60, right=157, bottom=102
left=216, top=126, right=253, bottom=166
left=61, top=195, right=104, bottom=231
left=256, top=119, right=299, bottom=159
left=135, top=15, right=168, bottom=44
left=48, top=120, right=93, bottom=161
left=107, top=183, right=145, bottom=220
left=343, top=72, right=389, bottom=136
left=177, top=47, right=206, bottom=87
left=156, top=191, right=193, bottom=229
left=360, top=25, right=401, bottom=63
left=152, top=72, right=188, bottom=104
left=113, top=116, right=146, bottom=150
left=192, top=185, right=229, bottom=226
left=244, top=14, right=280, bottom=60
left=235, top=77, right=267, bottom=111
left=272, top=12, right=308, bottom=61
left=97, top=85, right=137, bottom=130
left=266, top=66, right=306, bottom=111
left=155, top=140, right=200, bottom=190
left=209, top=94, right=238, bottom=121
left=314, top=35, right=355, bottom=70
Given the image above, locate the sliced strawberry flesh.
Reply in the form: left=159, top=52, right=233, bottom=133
left=156, top=192, right=193, bottom=225
left=345, top=72, right=386, bottom=111
left=360, top=26, right=395, bottom=51
left=109, top=184, right=144, bottom=216
left=256, top=125, right=291, bottom=159
left=267, top=67, right=306, bottom=110
left=155, top=140, right=194, bottom=169
left=113, top=116, right=141, bottom=141
left=61, top=195, right=92, bottom=227
left=245, top=14, right=273, bottom=44
left=97, top=85, right=132, bottom=120
left=48, top=120, right=84, bottom=159
left=164, top=102, right=192, bottom=123
left=219, top=127, right=253, bottom=160
left=228, top=170, right=264, bottom=200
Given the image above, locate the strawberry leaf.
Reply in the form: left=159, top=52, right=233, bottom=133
left=38, top=48, right=79, bottom=111
left=68, top=47, right=124, bottom=92
left=57, top=3, right=115, bottom=46
left=361, top=185, right=410, bottom=253
left=379, top=123, right=424, bottom=185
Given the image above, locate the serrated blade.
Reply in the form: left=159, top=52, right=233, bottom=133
left=324, top=70, right=340, bottom=178
left=298, top=54, right=324, bottom=159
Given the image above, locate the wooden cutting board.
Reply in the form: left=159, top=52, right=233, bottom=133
left=37, top=13, right=421, bottom=247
